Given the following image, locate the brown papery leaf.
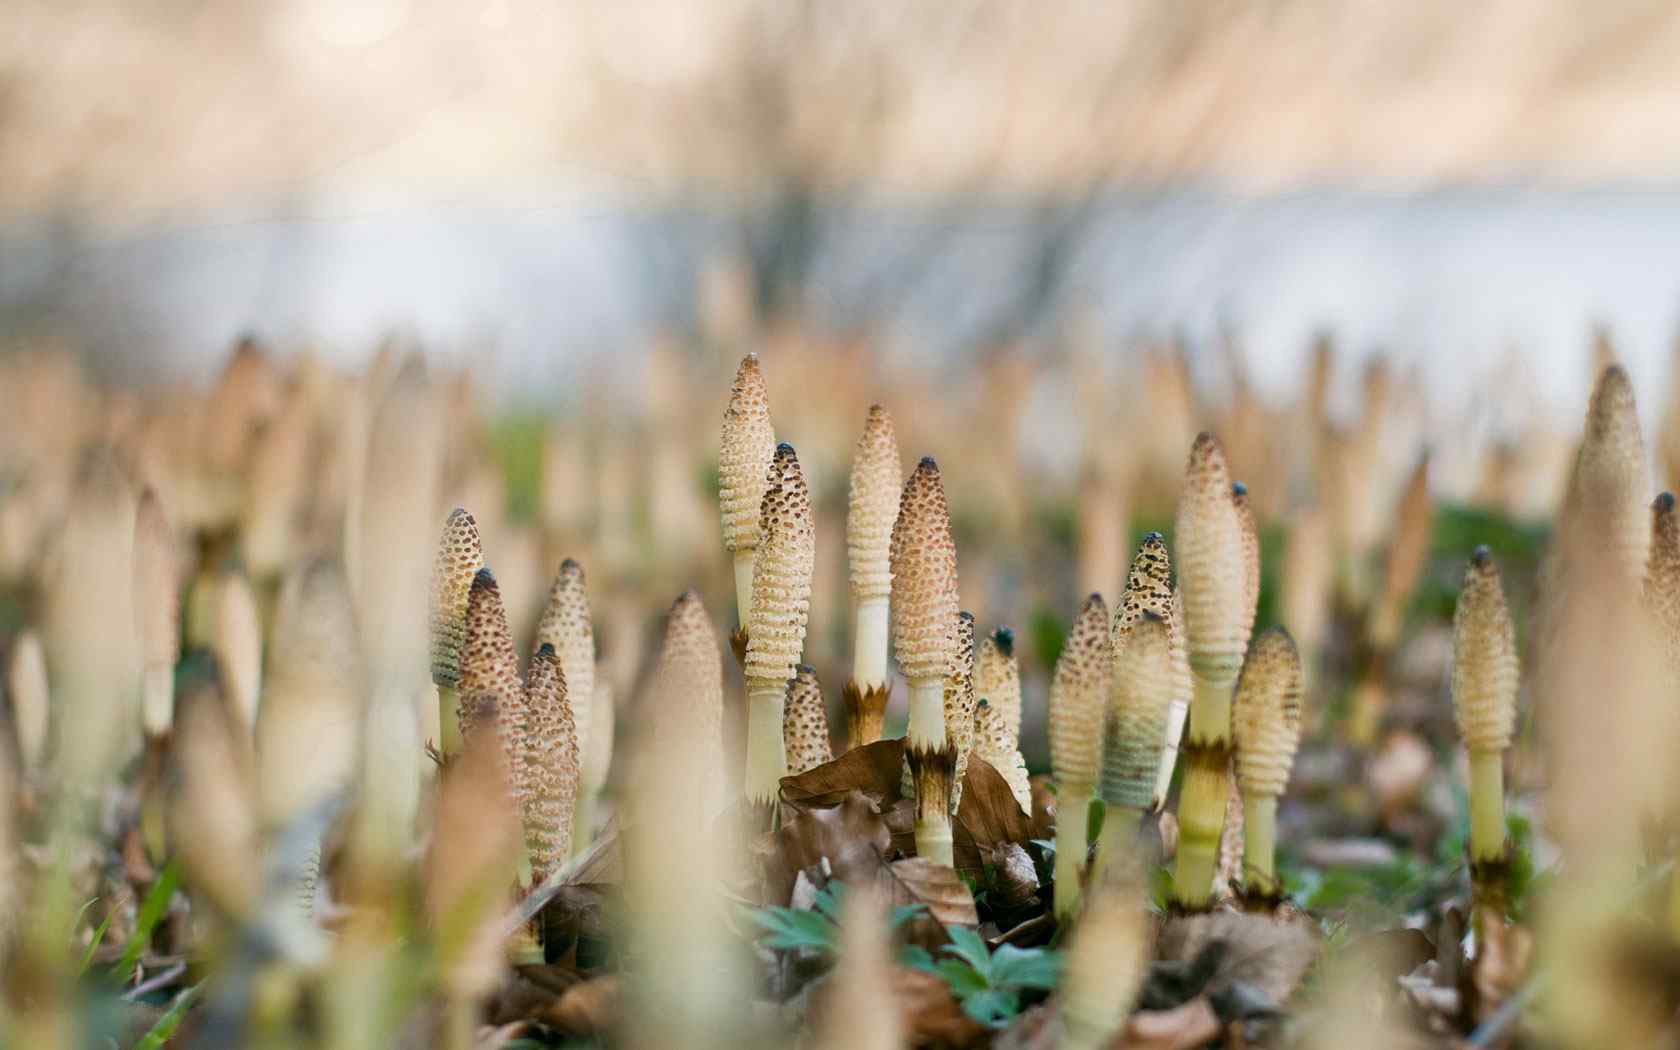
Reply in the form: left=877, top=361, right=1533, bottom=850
left=761, top=791, right=893, bottom=907
left=537, top=975, right=621, bottom=1036
left=1467, top=911, right=1533, bottom=1027
left=780, top=738, right=907, bottom=811
left=1121, top=997, right=1223, bottom=1049
left=895, top=966, right=990, bottom=1048
left=1157, top=910, right=1323, bottom=1008
left=1029, top=775, right=1057, bottom=841
left=888, top=857, right=979, bottom=927
left=952, top=755, right=1037, bottom=872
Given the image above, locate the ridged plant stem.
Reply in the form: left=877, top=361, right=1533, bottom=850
left=1091, top=805, right=1143, bottom=889
left=1469, top=750, right=1505, bottom=863
left=1242, top=796, right=1277, bottom=895
left=907, top=679, right=946, bottom=747
left=1173, top=668, right=1237, bottom=906
left=744, top=681, right=789, bottom=805
left=853, top=596, right=890, bottom=691
left=915, top=813, right=954, bottom=867
left=437, top=684, right=461, bottom=757
left=1054, top=789, right=1092, bottom=918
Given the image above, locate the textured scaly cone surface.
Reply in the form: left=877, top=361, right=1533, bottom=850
left=1646, top=493, right=1680, bottom=663
left=134, top=488, right=179, bottom=739
left=1231, top=626, right=1303, bottom=897
left=1105, top=533, right=1188, bottom=807
left=460, top=569, right=529, bottom=809
left=524, top=644, right=578, bottom=882
left=847, top=404, right=902, bottom=692
left=1558, top=364, right=1650, bottom=588
left=1102, top=612, right=1176, bottom=811
left=536, top=558, right=595, bottom=791
left=946, top=611, right=978, bottom=806
left=1453, top=547, right=1519, bottom=867
left=1232, top=483, right=1261, bottom=642
left=1171, top=432, right=1249, bottom=907
left=976, top=627, right=1022, bottom=749
left=719, top=354, right=776, bottom=626
left=1050, top=593, right=1111, bottom=917
left=783, top=665, right=834, bottom=776
left=743, top=443, right=816, bottom=805
left=891, top=457, right=960, bottom=747
left=973, top=699, right=1032, bottom=814
left=429, top=508, right=483, bottom=691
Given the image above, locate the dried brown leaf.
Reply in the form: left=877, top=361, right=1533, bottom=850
left=1157, top=910, right=1323, bottom=1008
left=895, top=966, right=990, bottom=1048
left=888, top=856, right=979, bottom=927
left=1121, top=997, right=1223, bottom=1049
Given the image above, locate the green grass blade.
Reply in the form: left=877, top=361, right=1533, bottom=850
left=113, top=863, right=179, bottom=984
left=78, top=905, right=115, bottom=976
left=131, top=981, right=200, bottom=1050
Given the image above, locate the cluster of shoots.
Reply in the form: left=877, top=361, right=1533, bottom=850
left=1048, top=594, right=1111, bottom=918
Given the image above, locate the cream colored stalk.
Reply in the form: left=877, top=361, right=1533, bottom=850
left=255, top=559, right=361, bottom=834
left=907, top=741, right=958, bottom=866
left=533, top=558, right=596, bottom=852
left=1093, top=612, right=1174, bottom=889
left=169, top=662, right=261, bottom=923
left=524, top=644, right=579, bottom=883
left=891, top=458, right=960, bottom=749
left=428, top=508, right=484, bottom=756
left=1452, top=549, right=1519, bottom=880
left=719, top=354, right=776, bottom=633
left=134, top=488, right=179, bottom=739
left=426, top=723, right=524, bottom=1050
left=1557, top=364, right=1650, bottom=589
left=574, top=678, right=614, bottom=847
left=1231, top=627, right=1303, bottom=901
left=783, top=665, right=834, bottom=775
left=976, top=627, right=1023, bottom=749
left=1049, top=594, right=1111, bottom=919
left=7, top=632, right=48, bottom=776
left=213, top=568, right=263, bottom=740
left=1056, top=888, right=1149, bottom=1050
left=946, top=611, right=978, bottom=807
left=1170, top=433, right=1250, bottom=908
left=813, top=885, right=905, bottom=1050
left=973, top=698, right=1032, bottom=815
left=1280, top=505, right=1331, bottom=705
left=847, top=404, right=902, bottom=696
left=743, top=443, right=816, bottom=807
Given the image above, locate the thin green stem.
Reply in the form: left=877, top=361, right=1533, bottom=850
left=1242, top=795, right=1277, bottom=895
left=1053, top=787, right=1093, bottom=919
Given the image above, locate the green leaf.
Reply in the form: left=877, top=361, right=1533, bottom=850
left=898, top=944, right=936, bottom=971
left=131, top=981, right=201, bottom=1050
left=933, top=959, right=990, bottom=998
left=745, top=906, right=838, bottom=953
left=889, top=904, right=927, bottom=931
left=941, top=926, right=994, bottom=978
left=960, top=987, right=1020, bottom=1026
left=811, top=883, right=846, bottom=923
left=113, top=864, right=179, bottom=984
left=988, top=944, right=1061, bottom=990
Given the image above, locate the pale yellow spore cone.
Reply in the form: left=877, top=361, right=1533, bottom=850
left=890, top=458, right=960, bottom=689
left=1453, top=548, right=1519, bottom=755
left=1231, top=627, right=1304, bottom=801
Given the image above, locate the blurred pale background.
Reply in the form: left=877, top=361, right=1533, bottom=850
left=7, top=0, right=1680, bottom=418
